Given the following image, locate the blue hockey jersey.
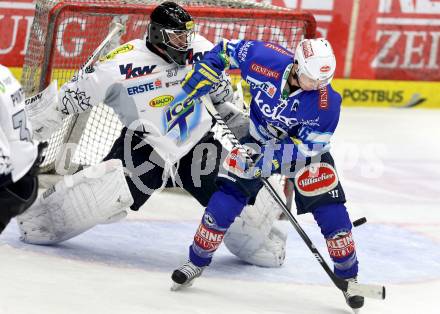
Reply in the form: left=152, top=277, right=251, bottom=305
left=199, top=39, right=342, bottom=159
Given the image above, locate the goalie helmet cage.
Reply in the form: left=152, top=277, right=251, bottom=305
left=22, top=0, right=316, bottom=173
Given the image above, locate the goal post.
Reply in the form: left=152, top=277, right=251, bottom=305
left=22, top=0, right=316, bottom=173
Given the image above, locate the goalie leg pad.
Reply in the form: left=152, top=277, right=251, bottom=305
left=224, top=176, right=287, bottom=267
left=239, top=223, right=287, bottom=267
left=17, top=159, right=133, bottom=244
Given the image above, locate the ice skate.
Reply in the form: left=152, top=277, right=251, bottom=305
left=343, top=277, right=365, bottom=313
left=171, top=261, right=205, bottom=291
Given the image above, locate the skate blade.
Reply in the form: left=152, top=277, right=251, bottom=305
left=170, top=281, right=193, bottom=291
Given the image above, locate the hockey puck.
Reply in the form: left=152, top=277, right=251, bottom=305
left=353, top=217, right=367, bottom=227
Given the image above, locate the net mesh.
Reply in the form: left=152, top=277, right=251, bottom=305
left=21, top=0, right=316, bottom=172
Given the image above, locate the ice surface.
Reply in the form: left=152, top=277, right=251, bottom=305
left=1, top=108, right=439, bottom=314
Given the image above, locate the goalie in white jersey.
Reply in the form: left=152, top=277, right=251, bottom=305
left=0, top=65, right=43, bottom=234
left=18, top=1, right=287, bottom=267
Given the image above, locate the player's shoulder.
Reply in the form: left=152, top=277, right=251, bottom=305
left=0, top=65, right=20, bottom=98
left=257, top=41, right=293, bottom=55
left=187, top=34, right=216, bottom=64
left=0, top=64, right=9, bottom=75
left=301, top=85, right=341, bottom=114
left=246, top=41, right=293, bottom=60
left=98, top=39, right=147, bottom=63
left=327, top=84, right=342, bottom=103
left=191, top=34, right=214, bottom=52
left=235, top=41, right=293, bottom=77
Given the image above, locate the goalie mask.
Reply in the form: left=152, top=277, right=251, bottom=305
left=147, top=1, right=195, bottom=66
left=294, top=38, right=336, bottom=90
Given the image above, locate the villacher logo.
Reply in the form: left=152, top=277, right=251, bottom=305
left=295, top=162, right=339, bottom=197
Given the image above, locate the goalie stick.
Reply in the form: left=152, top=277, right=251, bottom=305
left=200, top=94, right=386, bottom=300
left=79, top=22, right=125, bottom=72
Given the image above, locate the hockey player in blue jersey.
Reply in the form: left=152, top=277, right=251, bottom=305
left=170, top=38, right=364, bottom=311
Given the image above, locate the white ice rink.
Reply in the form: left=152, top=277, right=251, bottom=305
left=1, top=107, right=439, bottom=314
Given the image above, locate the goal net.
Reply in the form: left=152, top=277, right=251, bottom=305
left=21, top=0, right=316, bottom=173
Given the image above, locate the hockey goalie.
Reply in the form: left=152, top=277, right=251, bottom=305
left=17, top=1, right=287, bottom=268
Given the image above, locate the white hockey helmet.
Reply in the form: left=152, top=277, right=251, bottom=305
left=294, top=38, right=336, bottom=90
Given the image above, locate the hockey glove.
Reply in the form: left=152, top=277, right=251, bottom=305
left=253, top=135, right=304, bottom=177
left=253, top=143, right=282, bottom=177
left=223, top=144, right=280, bottom=180
left=256, top=134, right=319, bottom=176
left=223, top=147, right=259, bottom=179
left=181, top=62, right=221, bottom=102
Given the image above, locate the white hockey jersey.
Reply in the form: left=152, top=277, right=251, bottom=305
left=0, top=65, right=38, bottom=183
left=59, top=35, right=232, bottom=164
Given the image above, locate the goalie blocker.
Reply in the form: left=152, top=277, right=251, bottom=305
left=24, top=80, right=63, bottom=141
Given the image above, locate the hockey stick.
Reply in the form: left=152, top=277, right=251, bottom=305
left=200, top=95, right=386, bottom=300
left=80, top=22, right=124, bottom=70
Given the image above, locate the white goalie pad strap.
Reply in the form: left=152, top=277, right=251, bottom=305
left=224, top=176, right=287, bottom=267
left=25, top=80, right=63, bottom=141
left=17, top=159, right=133, bottom=244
